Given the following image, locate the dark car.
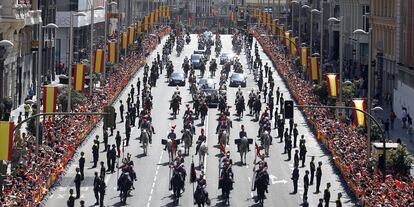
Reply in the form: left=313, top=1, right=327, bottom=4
left=220, top=53, right=235, bottom=65
left=191, top=54, right=203, bottom=69
left=229, top=73, right=247, bottom=87
left=169, top=72, right=186, bottom=86
left=201, top=89, right=219, bottom=107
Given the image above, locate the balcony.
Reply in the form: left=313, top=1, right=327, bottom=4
left=0, top=0, right=40, bottom=25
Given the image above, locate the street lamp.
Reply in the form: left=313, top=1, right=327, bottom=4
left=328, top=17, right=343, bottom=109
left=354, top=27, right=375, bottom=168
left=35, top=19, right=59, bottom=154
left=291, top=1, right=299, bottom=37
left=103, top=1, right=118, bottom=79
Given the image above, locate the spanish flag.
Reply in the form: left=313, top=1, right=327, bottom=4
left=108, top=41, right=117, bottom=64
left=166, top=6, right=170, bottom=19
left=309, top=56, right=320, bottom=81
left=326, top=73, right=339, bottom=97
left=94, top=49, right=104, bottom=73
left=121, top=31, right=127, bottom=49
left=155, top=9, right=159, bottom=23
left=300, top=47, right=309, bottom=67
left=267, top=13, right=271, bottom=29
left=285, top=32, right=290, bottom=49
left=137, top=21, right=142, bottom=35
left=272, top=20, right=277, bottom=34
left=144, top=16, right=149, bottom=32
left=43, top=86, right=57, bottom=113
left=150, top=12, right=154, bottom=27
left=73, top=64, right=86, bottom=92
left=0, top=121, right=14, bottom=161
left=278, top=26, right=284, bottom=43
left=128, top=26, right=134, bottom=45
left=352, top=99, right=366, bottom=126
left=290, top=37, right=298, bottom=57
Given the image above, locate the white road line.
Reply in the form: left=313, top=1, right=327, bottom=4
left=248, top=177, right=251, bottom=182
left=147, top=149, right=164, bottom=207
left=203, top=111, right=209, bottom=175
left=104, top=174, right=111, bottom=183
left=250, top=192, right=254, bottom=198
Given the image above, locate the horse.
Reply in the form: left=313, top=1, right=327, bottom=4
left=194, top=185, right=208, bottom=207
left=219, top=168, right=233, bottom=205
left=218, top=130, right=229, bottom=146
left=170, top=170, right=184, bottom=204
left=140, top=129, right=149, bottom=156
left=254, top=170, right=269, bottom=206
left=198, top=142, right=208, bottom=168
left=239, top=137, right=249, bottom=165
left=181, top=129, right=193, bottom=155
left=170, top=96, right=180, bottom=119
left=260, top=132, right=271, bottom=157
left=117, top=172, right=133, bottom=204
left=236, top=98, right=245, bottom=119
left=167, top=139, right=177, bottom=162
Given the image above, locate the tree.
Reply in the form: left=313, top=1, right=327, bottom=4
left=57, top=89, right=86, bottom=111
left=389, top=145, right=413, bottom=175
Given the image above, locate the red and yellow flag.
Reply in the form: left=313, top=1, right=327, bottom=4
left=137, top=21, right=142, bottom=35
left=267, top=13, right=271, bottom=29
left=352, top=99, right=366, bottom=126
left=166, top=6, right=171, bottom=19
left=121, top=32, right=127, bottom=49
left=0, top=121, right=14, bottom=161
left=326, top=73, right=339, bottom=97
left=108, top=41, right=117, bottom=64
left=128, top=26, right=134, bottom=45
left=290, top=37, right=298, bottom=57
left=284, top=32, right=290, bottom=49
left=309, top=56, right=320, bottom=81
left=43, top=86, right=57, bottom=113
left=94, top=49, right=104, bottom=73
left=144, top=16, right=149, bottom=32
left=150, top=11, right=154, bottom=27
left=73, top=64, right=86, bottom=92
left=300, top=47, right=309, bottom=67
left=272, top=20, right=277, bottom=34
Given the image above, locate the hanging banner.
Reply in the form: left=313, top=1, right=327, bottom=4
left=272, top=20, right=277, bottom=34
left=137, top=21, right=142, bottom=35
left=290, top=37, right=298, bottom=57
left=166, top=6, right=170, bottom=19
left=108, top=41, right=117, bottom=64
left=309, top=56, right=320, bottom=81
left=285, top=32, right=291, bottom=50
left=144, top=16, right=149, bottom=32
left=267, top=13, right=271, bottom=29
left=128, top=26, right=134, bottom=45
left=73, top=64, right=86, bottom=92
left=121, top=32, right=127, bottom=49
left=149, top=12, right=154, bottom=27
left=352, top=99, right=366, bottom=126
left=0, top=121, right=14, bottom=161
left=326, top=73, right=339, bottom=97
left=43, top=86, right=57, bottom=113
left=300, top=47, right=309, bottom=67
left=94, top=49, right=104, bottom=73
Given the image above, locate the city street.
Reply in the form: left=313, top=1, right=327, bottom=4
left=42, top=34, right=355, bottom=207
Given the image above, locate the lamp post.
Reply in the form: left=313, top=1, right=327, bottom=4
left=291, top=1, right=299, bottom=38
left=36, top=21, right=59, bottom=154
left=328, top=17, right=343, bottom=107
left=68, top=12, right=87, bottom=112
left=354, top=28, right=374, bottom=168
left=301, top=5, right=311, bottom=53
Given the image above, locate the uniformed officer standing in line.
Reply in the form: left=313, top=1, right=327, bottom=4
left=115, top=131, right=122, bottom=157
left=291, top=165, right=299, bottom=194
left=99, top=175, right=106, bottom=207
left=310, top=156, right=316, bottom=185
left=74, top=168, right=82, bottom=199
left=324, top=183, right=331, bottom=207
left=78, top=152, right=85, bottom=180
left=292, top=124, right=299, bottom=148
left=119, top=100, right=124, bottom=122
left=100, top=161, right=106, bottom=180
left=109, top=144, right=117, bottom=173
left=67, top=189, right=75, bottom=207
left=303, top=170, right=310, bottom=202
left=300, top=140, right=307, bottom=167
left=103, top=129, right=108, bottom=152
left=93, top=172, right=100, bottom=205
left=92, top=142, right=99, bottom=168
left=316, top=161, right=323, bottom=193
left=294, top=149, right=299, bottom=167
left=335, top=193, right=342, bottom=207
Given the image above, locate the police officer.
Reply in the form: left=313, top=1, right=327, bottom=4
left=119, top=100, right=124, bottom=122
left=310, top=156, right=316, bottom=185
left=286, top=136, right=292, bottom=161
left=276, top=87, right=280, bottom=105
left=74, top=168, right=82, bottom=198
left=303, top=170, right=310, bottom=202
left=335, top=193, right=342, bottom=207
left=324, top=183, right=331, bottom=207
left=100, top=161, right=106, bottom=180
left=316, top=161, right=323, bottom=193
left=103, top=128, right=108, bottom=152
left=99, top=175, right=106, bottom=207
left=92, top=142, right=99, bottom=168
left=293, top=124, right=298, bottom=148
left=115, top=131, right=122, bottom=157
left=78, top=152, right=85, bottom=180
left=300, top=140, right=307, bottom=167
left=109, top=145, right=117, bottom=173
left=294, top=149, right=299, bottom=168
left=67, top=189, right=75, bottom=207
left=291, top=165, right=299, bottom=194
left=93, top=172, right=100, bottom=205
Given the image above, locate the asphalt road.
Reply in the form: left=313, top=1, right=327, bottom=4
left=41, top=34, right=356, bottom=207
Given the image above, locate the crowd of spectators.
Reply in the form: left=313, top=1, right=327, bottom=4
left=0, top=26, right=171, bottom=207
left=252, top=26, right=414, bottom=206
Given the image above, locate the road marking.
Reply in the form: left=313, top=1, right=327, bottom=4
left=250, top=192, right=254, bottom=198
left=248, top=177, right=251, bottom=182
left=273, top=179, right=288, bottom=184
left=80, top=187, right=89, bottom=191
left=147, top=149, right=164, bottom=207
left=57, top=194, right=64, bottom=199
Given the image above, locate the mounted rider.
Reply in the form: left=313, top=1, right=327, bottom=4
left=238, top=125, right=250, bottom=152
left=195, top=128, right=207, bottom=155
left=164, top=125, right=177, bottom=151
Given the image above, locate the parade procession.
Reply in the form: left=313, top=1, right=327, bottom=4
left=1, top=1, right=414, bottom=207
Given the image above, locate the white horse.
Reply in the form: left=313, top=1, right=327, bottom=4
left=260, top=131, right=271, bottom=157
left=198, top=142, right=208, bottom=168
left=239, top=137, right=249, bottom=165
left=219, top=130, right=229, bottom=146
left=140, top=129, right=150, bottom=156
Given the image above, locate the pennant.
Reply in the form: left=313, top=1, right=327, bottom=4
left=108, top=41, right=117, bottom=64
left=326, top=73, right=339, bottom=97
left=290, top=37, right=298, bottom=57
left=121, top=32, right=127, bottom=49
left=309, top=56, right=320, bottom=81
left=352, top=99, right=366, bottom=126
left=267, top=13, right=271, bottom=29
left=0, top=121, right=14, bottom=161
left=94, top=49, right=104, bottom=73
left=128, top=26, right=134, bottom=45
left=300, top=47, right=309, bottom=67
left=43, top=86, right=57, bottom=113
left=255, top=143, right=261, bottom=157
left=73, top=64, right=86, bottom=92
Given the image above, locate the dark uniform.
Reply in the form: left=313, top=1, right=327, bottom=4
left=66, top=190, right=75, bottom=207
left=293, top=125, right=298, bottom=148
left=310, top=157, right=316, bottom=185
left=324, top=185, right=331, bottom=207
left=119, top=101, right=124, bottom=122
left=78, top=153, right=85, bottom=180
left=92, top=143, right=99, bottom=168
left=291, top=166, right=299, bottom=194
left=93, top=173, right=100, bottom=205
left=74, top=169, right=82, bottom=198
left=99, top=176, right=106, bottom=207
left=303, top=171, right=309, bottom=201
left=109, top=145, right=117, bottom=173
left=316, top=162, right=322, bottom=193
left=103, top=129, right=108, bottom=151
